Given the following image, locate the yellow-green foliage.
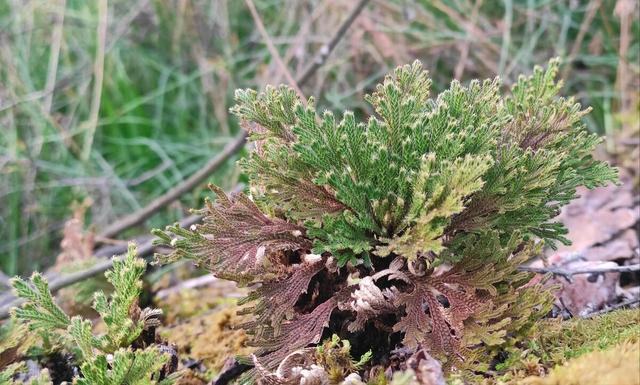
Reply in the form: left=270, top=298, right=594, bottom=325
left=10, top=244, right=178, bottom=385
left=533, top=308, right=640, bottom=363
left=522, top=341, right=640, bottom=385
left=314, top=335, right=372, bottom=384
left=0, top=320, right=37, bottom=368
left=495, top=309, right=640, bottom=383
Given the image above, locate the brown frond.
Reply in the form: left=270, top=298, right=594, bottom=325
left=250, top=297, right=338, bottom=371
left=158, top=185, right=311, bottom=282
left=239, top=254, right=327, bottom=337
left=387, top=250, right=536, bottom=363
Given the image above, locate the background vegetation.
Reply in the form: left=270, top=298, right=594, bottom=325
left=0, top=0, right=637, bottom=276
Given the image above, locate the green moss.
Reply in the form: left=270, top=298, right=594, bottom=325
left=533, top=308, right=640, bottom=362
left=522, top=341, right=640, bottom=385
left=367, top=370, right=389, bottom=385
left=313, top=335, right=372, bottom=384
left=159, top=306, right=253, bottom=379
left=494, top=309, right=640, bottom=383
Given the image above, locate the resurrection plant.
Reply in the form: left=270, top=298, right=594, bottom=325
left=154, top=59, right=617, bottom=379
left=9, top=244, right=179, bottom=385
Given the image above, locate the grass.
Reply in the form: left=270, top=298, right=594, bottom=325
left=0, top=0, right=637, bottom=276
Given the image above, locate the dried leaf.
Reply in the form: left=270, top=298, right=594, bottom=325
left=55, top=199, right=94, bottom=268
left=248, top=297, right=338, bottom=371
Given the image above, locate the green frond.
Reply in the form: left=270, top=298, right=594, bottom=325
left=8, top=243, right=177, bottom=384
left=0, top=363, right=23, bottom=385
left=68, top=316, right=96, bottom=361
left=92, top=243, right=146, bottom=352
left=11, top=273, right=70, bottom=332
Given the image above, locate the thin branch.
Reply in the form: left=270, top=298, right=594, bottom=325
left=583, top=297, right=640, bottom=319
left=518, top=263, right=640, bottom=284
left=154, top=275, right=244, bottom=301
left=99, top=134, right=246, bottom=239
left=454, top=0, right=481, bottom=80
left=561, top=0, right=603, bottom=79
left=0, top=271, right=11, bottom=288
left=245, top=0, right=305, bottom=100
left=296, top=0, right=371, bottom=87
left=210, top=361, right=252, bottom=385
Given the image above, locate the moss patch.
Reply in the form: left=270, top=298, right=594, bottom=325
left=494, top=309, right=639, bottom=383
left=160, top=306, right=254, bottom=378
left=154, top=281, right=242, bottom=325
left=522, top=341, right=640, bottom=385
left=532, top=308, right=640, bottom=363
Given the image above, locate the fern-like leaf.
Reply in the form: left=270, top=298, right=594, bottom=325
left=11, top=273, right=70, bottom=332
left=155, top=185, right=311, bottom=282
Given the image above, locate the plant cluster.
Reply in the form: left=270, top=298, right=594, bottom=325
left=250, top=334, right=371, bottom=385
left=154, top=60, right=617, bottom=380
left=5, top=244, right=179, bottom=385
left=0, top=363, right=51, bottom=385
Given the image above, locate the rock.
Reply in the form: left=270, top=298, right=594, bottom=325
left=530, top=255, right=620, bottom=317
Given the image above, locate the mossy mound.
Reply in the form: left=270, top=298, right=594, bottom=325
left=153, top=276, right=242, bottom=325
left=495, top=309, right=640, bottom=383
left=522, top=341, right=640, bottom=385
left=532, top=308, right=639, bottom=362
left=160, top=306, right=254, bottom=379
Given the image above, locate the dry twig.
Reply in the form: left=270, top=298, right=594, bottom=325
left=518, top=263, right=640, bottom=284
left=561, top=0, right=603, bottom=79
left=583, top=297, right=640, bottom=318
left=454, top=0, right=482, bottom=80
left=99, top=134, right=247, bottom=239
left=296, top=0, right=371, bottom=87
left=0, top=213, right=203, bottom=320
